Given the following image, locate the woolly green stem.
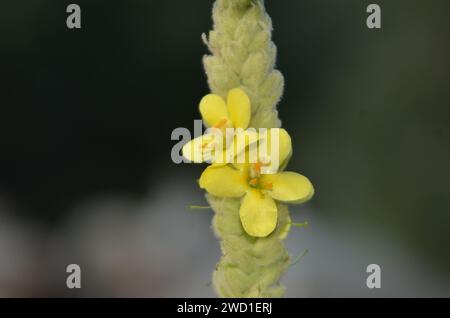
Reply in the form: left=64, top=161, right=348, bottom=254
left=203, top=0, right=283, bottom=129
left=209, top=197, right=292, bottom=297
left=203, top=0, right=291, bottom=298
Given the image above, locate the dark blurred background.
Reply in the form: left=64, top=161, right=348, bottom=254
left=0, top=0, right=449, bottom=297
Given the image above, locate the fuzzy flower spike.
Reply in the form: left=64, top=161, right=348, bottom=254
left=185, top=0, right=315, bottom=297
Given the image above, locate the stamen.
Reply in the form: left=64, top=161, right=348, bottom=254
left=253, top=162, right=262, bottom=173
left=249, top=178, right=258, bottom=187
left=213, top=118, right=228, bottom=129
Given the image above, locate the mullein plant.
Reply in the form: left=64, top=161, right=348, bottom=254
left=184, top=0, right=314, bottom=297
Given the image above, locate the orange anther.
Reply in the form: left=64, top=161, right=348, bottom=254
left=253, top=162, right=263, bottom=173
left=213, top=118, right=228, bottom=129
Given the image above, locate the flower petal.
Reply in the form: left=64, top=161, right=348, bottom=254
left=239, top=190, right=278, bottom=237
left=261, top=171, right=314, bottom=203
left=227, top=88, right=251, bottom=129
left=199, top=94, right=229, bottom=127
left=199, top=165, right=247, bottom=197
left=231, top=162, right=250, bottom=174
left=258, top=128, right=292, bottom=173
left=277, top=129, right=292, bottom=167
left=182, top=133, right=219, bottom=163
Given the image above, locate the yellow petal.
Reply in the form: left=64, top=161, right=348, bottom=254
left=199, top=94, right=229, bottom=127
left=261, top=171, right=314, bottom=203
left=199, top=165, right=247, bottom=197
left=182, top=133, right=220, bottom=163
left=239, top=190, right=278, bottom=237
left=231, top=162, right=250, bottom=173
left=258, top=128, right=292, bottom=173
left=277, top=129, right=292, bottom=166
left=227, top=88, right=251, bottom=129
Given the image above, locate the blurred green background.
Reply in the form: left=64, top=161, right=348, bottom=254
left=0, top=0, right=449, bottom=296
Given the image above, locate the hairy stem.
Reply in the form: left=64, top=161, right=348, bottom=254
left=203, top=0, right=292, bottom=297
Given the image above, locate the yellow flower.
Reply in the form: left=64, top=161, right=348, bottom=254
left=199, top=129, right=314, bottom=238
left=182, top=88, right=251, bottom=163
